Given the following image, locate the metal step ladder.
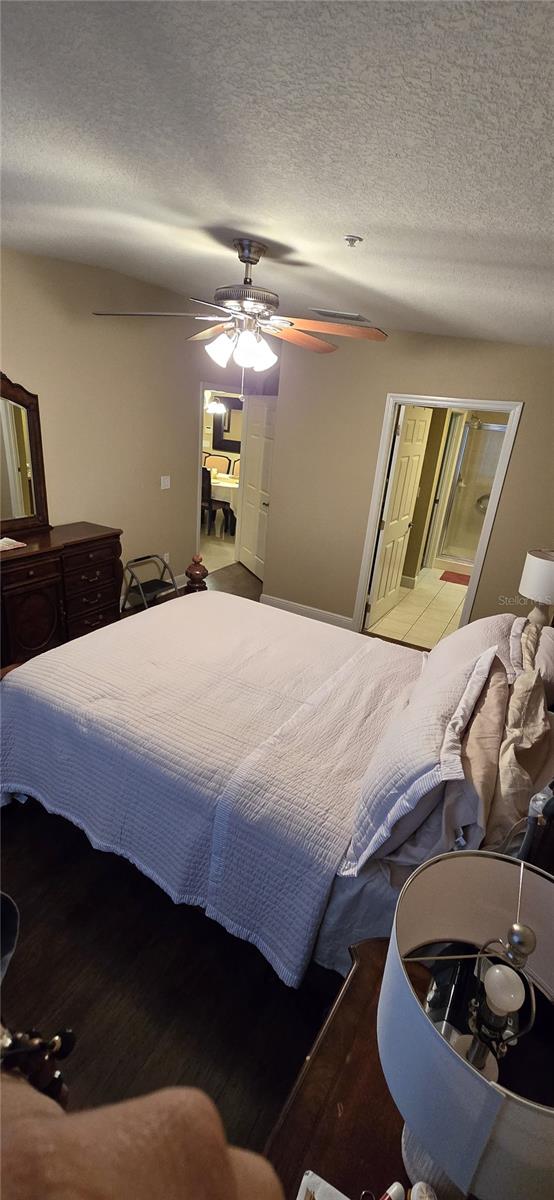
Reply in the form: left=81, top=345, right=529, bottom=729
left=122, top=554, right=179, bottom=612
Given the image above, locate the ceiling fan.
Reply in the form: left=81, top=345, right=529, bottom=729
left=93, top=238, right=387, bottom=372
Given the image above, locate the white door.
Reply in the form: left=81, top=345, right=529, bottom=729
left=237, top=396, right=276, bottom=580
left=368, top=405, right=433, bottom=625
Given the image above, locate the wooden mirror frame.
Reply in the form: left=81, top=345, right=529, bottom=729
left=1, top=372, right=51, bottom=536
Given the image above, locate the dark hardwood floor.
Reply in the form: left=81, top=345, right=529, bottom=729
left=205, top=562, right=263, bottom=602
left=1, top=800, right=338, bottom=1149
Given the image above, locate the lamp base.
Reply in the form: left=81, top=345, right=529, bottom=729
left=526, top=602, right=551, bottom=628
left=402, top=1126, right=465, bottom=1199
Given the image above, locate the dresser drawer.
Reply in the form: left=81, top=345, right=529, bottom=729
left=67, top=603, right=120, bottom=639
left=66, top=582, right=118, bottom=617
left=64, top=561, right=116, bottom=596
left=64, top=540, right=119, bottom=572
left=2, top=556, right=61, bottom=588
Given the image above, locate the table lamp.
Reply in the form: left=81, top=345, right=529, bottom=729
left=377, top=851, right=554, bottom=1199
left=518, top=549, right=554, bottom=627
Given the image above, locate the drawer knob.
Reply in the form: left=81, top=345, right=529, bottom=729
left=28, top=569, right=35, bottom=578
left=88, top=552, right=94, bottom=560
left=81, top=570, right=101, bottom=582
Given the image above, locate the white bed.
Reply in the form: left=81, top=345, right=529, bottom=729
left=1, top=591, right=422, bottom=984
left=5, top=593, right=551, bottom=986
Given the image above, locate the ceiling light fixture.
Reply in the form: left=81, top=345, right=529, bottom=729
left=204, top=321, right=278, bottom=373
left=344, top=233, right=364, bottom=248
left=205, top=330, right=236, bottom=368
left=251, top=336, right=278, bottom=373
left=232, top=328, right=259, bottom=368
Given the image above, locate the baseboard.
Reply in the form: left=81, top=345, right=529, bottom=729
left=401, top=573, right=419, bottom=590
left=260, top=593, right=356, bottom=630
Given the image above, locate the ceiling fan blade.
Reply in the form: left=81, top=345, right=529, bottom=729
left=186, top=323, right=229, bottom=342
left=92, top=311, right=217, bottom=317
left=261, top=325, right=336, bottom=353
left=189, top=296, right=239, bottom=315
left=282, top=317, right=387, bottom=341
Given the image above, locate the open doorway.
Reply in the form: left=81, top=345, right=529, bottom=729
left=360, top=395, right=522, bottom=648
left=197, top=388, right=277, bottom=584
left=199, top=388, right=243, bottom=573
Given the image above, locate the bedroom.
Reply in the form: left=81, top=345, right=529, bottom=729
left=1, top=3, right=554, bottom=1199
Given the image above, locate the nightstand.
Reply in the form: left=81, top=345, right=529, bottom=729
left=266, top=939, right=410, bottom=1199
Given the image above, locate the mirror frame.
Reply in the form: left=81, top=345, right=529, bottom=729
left=1, top=372, right=51, bottom=536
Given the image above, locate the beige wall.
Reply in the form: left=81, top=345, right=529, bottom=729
left=1, top=249, right=242, bottom=575
left=264, top=334, right=554, bottom=621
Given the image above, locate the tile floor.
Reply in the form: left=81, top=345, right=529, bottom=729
left=199, top=527, right=236, bottom=573
left=366, top=567, right=468, bottom=649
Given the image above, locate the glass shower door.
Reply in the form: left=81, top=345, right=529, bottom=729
left=439, top=420, right=505, bottom=564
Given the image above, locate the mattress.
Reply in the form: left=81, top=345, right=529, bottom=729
left=1, top=591, right=423, bottom=984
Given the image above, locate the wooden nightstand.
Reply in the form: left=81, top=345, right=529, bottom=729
left=266, top=939, right=410, bottom=1200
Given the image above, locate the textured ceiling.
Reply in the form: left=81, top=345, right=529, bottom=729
left=2, top=1, right=552, bottom=343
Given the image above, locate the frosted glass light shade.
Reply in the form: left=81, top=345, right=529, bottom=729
left=518, top=549, right=554, bottom=604
left=233, top=330, right=259, bottom=368
left=205, top=332, right=235, bottom=367
left=377, top=851, right=554, bottom=1200
left=252, top=336, right=278, bottom=372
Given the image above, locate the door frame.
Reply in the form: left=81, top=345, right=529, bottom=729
left=353, top=393, right=523, bottom=634
left=195, top=385, right=270, bottom=567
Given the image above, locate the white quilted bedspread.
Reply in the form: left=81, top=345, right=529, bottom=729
left=1, top=592, right=422, bottom=985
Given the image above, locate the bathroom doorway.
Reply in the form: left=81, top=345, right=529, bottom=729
left=423, top=411, right=509, bottom=578
left=357, top=395, right=522, bottom=648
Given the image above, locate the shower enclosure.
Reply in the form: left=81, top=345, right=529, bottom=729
left=425, top=414, right=506, bottom=572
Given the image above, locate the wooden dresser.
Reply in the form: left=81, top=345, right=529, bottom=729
left=1, top=522, right=123, bottom=668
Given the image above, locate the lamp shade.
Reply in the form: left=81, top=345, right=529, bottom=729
left=518, top=549, right=554, bottom=604
left=377, top=852, right=554, bottom=1199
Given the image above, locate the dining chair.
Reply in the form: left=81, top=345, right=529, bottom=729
left=204, top=454, right=231, bottom=474
left=201, top=467, right=232, bottom=534
left=232, top=459, right=240, bottom=478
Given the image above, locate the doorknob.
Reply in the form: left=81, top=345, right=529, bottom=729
left=262, top=501, right=269, bottom=508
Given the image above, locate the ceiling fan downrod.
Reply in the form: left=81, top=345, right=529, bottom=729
left=233, top=238, right=267, bottom=286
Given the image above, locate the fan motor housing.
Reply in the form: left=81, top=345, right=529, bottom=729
left=214, top=284, right=279, bottom=316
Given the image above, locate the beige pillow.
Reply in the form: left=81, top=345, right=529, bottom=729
left=485, top=669, right=553, bottom=848
left=459, top=655, right=509, bottom=836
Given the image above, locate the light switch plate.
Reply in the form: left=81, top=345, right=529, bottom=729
left=160, top=475, right=171, bottom=490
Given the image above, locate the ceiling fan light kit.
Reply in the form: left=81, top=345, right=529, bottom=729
left=93, top=236, right=387, bottom=370
left=205, top=330, right=235, bottom=368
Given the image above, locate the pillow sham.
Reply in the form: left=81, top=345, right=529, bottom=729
left=485, top=668, right=553, bottom=849
left=343, top=644, right=497, bottom=875
left=412, top=613, right=526, bottom=686
left=380, top=655, right=509, bottom=868
left=531, top=625, right=554, bottom=705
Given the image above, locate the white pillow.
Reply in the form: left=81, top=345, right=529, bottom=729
left=416, top=614, right=526, bottom=686
left=342, top=645, right=497, bottom=876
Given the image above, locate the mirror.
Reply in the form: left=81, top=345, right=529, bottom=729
left=212, top=396, right=243, bottom=453
left=0, top=373, right=50, bottom=536
left=1, top=398, right=36, bottom=520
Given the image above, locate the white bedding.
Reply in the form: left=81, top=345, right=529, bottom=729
left=1, top=591, right=422, bottom=985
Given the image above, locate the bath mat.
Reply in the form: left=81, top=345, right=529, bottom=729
left=440, top=570, right=470, bottom=585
